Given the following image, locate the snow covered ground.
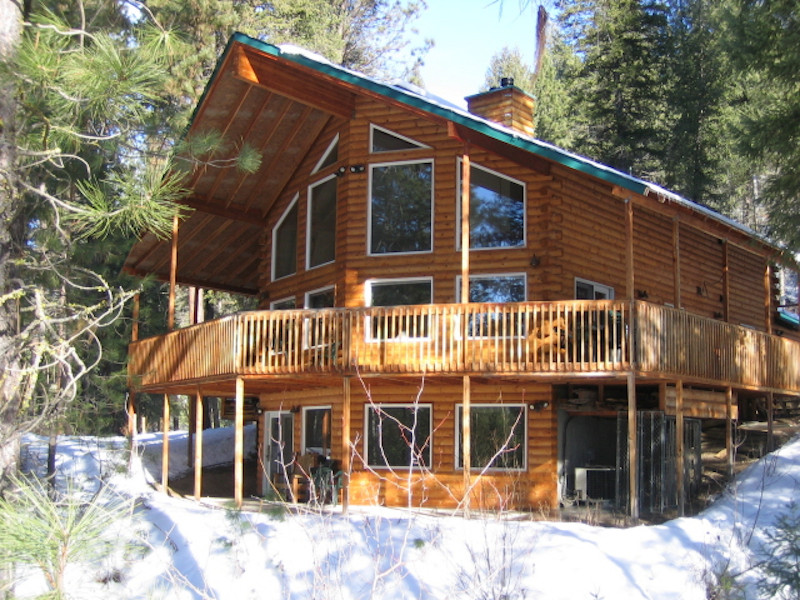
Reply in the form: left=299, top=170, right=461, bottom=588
left=15, top=428, right=800, bottom=599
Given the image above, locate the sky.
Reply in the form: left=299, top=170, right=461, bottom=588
left=412, top=0, right=541, bottom=107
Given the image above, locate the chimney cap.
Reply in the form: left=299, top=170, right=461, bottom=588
left=499, top=77, right=515, bottom=88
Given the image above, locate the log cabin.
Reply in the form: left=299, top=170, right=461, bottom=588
left=124, top=33, right=800, bottom=517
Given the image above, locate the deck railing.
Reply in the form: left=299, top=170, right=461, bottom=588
left=128, top=300, right=800, bottom=393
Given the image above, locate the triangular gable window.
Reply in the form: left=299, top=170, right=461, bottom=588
left=312, top=134, right=339, bottom=173
left=370, top=125, right=428, bottom=153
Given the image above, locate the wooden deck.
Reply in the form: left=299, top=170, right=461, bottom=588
left=128, top=300, right=800, bottom=394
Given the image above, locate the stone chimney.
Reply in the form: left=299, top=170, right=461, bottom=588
left=465, top=77, right=535, bottom=137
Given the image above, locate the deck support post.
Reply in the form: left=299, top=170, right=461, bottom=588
left=673, top=217, right=681, bottom=308
left=162, top=394, right=170, bottom=491
left=234, top=377, right=244, bottom=508
left=627, top=371, right=638, bottom=519
left=168, top=213, right=179, bottom=331
left=676, top=380, right=685, bottom=516
left=767, top=392, right=775, bottom=452
left=193, top=391, right=204, bottom=500
left=342, top=376, right=351, bottom=513
left=726, top=387, right=734, bottom=478
left=462, top=375, right=471, bottom=514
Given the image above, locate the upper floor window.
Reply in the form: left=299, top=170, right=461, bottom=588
left=306, top=286, right=335, bottom=308
left=575, top=278, right=614, bottom=300
left=458, top=162, right=525, bottom=250
left=272, top=195, right=298, bottom=281
left=369, top=160, right=433, bottom=255
left=456, top=274, right=526, bottom=338
left=270, top=297, right=296, bottom=310
left=366, top=278, right=432, bottom=340
left=307, top=175, right=337, bottom=269
left=370, top=125, right=428, bottom=153
left=313, top=134, right=339, bottom=173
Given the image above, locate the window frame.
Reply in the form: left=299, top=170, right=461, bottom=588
left=302, top=405, right=332, bottom=457
left=454, top=273, right=527, bottom=340
left=456, top=160, right=526, bottom=251
left=307, top=173, right=338, bottom=270
left=365, top=277, right=433, bottom=342
left=574, top=278, right=615, bottom=300
left=455, top=403, right=527, bottom=472
left=270, top=297, right=296, bottom=310
left=304, top=286, right=336, bottom=349
left=364, top=403, right=433, bottom=469
left=312, top=134, right=339, bottom=174
left=367, top=159, right=434, bottom=256
left=271, top=194, right=299, bottom=281
left=369, top=124, right=429, bottom=153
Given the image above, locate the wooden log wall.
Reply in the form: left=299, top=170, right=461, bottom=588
left=663, top=386, right=738, bottom=420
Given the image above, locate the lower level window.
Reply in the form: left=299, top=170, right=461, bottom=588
left=303, top=406, right=332, bottom=456
left=456, top=404, right=526, bottom=470
left=366, top=404, right=432, bottom=468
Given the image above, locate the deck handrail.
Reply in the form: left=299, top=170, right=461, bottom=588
left=128, top=300, right=800, bottom=393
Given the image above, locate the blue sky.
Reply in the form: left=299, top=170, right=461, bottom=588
left=412, top=1, right=540, bottom=107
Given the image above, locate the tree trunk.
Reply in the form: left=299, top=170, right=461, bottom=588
left=0, top=0, right=24, bottom=483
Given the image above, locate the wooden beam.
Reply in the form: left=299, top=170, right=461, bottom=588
left=676, top=380, right=685, bottom=516
left=194, top=391, right=204, bottom=500
left=342, top=376, right=351, bottom=513
left=180, top=195, right=266, bottom=225
left=162, top=394, right=170, bottom=491
left=627, top=371, right=638, bottom=519
left=673, top=217, right=681, bottom=308
left=462, top=375, right=471, bottom=515
left=234, top=377, right=245, bottom=507
left=726, top=387, right=734, bottom=479
left=132, top=292, right=140, bottom=342
left=168, top=214, right=179, bottom=331
left=765, top=262, right=773, bottom=334
left=626, top=198, right=635, bottom=301
left=461, top=151, right=471, bottom=304
left=767, top=392, right=774, bottom=452
left=723, top=240, right=731, bottom=322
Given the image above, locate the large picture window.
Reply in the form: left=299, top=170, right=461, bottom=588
left=272, top=196, right=298, bottom=280
left=456, top=404, right=526, bottom=471
left=308, top=175, right=337, bottom=268
left=365, top=404, right=432, bottom=468
left=369, top=160, right=433, bottom=255
left=458, top=162, right=525, bottom=250
left=456, top=274, right=526, bottom=338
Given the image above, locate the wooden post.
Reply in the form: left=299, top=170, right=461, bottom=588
left=342, top=377, right=352, bottom=513
left=162, top=394, right=170, bottom=491
left=193, top=391, right=203, bottom=500
left=726, top=387, right=734, bottom=479
left=722, top=241, right=730, bottom=322
left=128, top=293, right=140, bottom=438
left=676, top=381, right=685, bottom=516
left=627, top=371, right=638, bottom=519
left=460, top=150, right=471, bottom=514
left=234, top=377, right=244, bottom=508
left=765, top=262, right=773, bottom=335
left=767, top=392, right=775, bottom=452
left=673, top=217, right=681, bottom=309
left=168, top=213, right=179, bottom=331
left=625, top=199, right=635, bottom=302
left=462, top=375, right=471, bottom=514
left=132, top=292, right=140, bottom=342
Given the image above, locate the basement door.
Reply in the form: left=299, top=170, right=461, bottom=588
left=262, top=411, right=293, bottom=495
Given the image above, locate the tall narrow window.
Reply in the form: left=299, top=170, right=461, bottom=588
left=456, top=404, right=526, bottom=470
left=272, top=196, right=298, bottom=280
left=308, top=175, right=337, bottom=268
left=458, top=162, right=525, bottom=249
left=303, top=406, right=332, bottom=456
left=369, top=160, right=433, bottom=255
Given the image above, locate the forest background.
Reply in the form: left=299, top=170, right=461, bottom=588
left=0, top=0, right=798, bottom=474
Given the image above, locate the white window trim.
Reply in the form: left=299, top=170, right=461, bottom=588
left=369, top=124, right=429, bottom=153
left=304, top=285, right=335, bottom=308
left=454, top=273, right=527, bottom=340
left=302, top=405, right=332, bottom=457
left=367, top=159, right=435, bottom=257
left=364, top=403, right=433, bottom=470
left=304, top=285, right=336, bottom=350
left=306, top=173, right=338, bottom=271
left=271, top=194, right=299, bottom=282
left=270, top=296, right=296, bottom=310
left=574, top=277, right=615, bottom=300
left=455, top=403, right=528, bottom=472
left=365, top=277, right=433, bottom=343
left=456, top=159, right=527, bottom=251
left=312, top=133, right=339, bottom=174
